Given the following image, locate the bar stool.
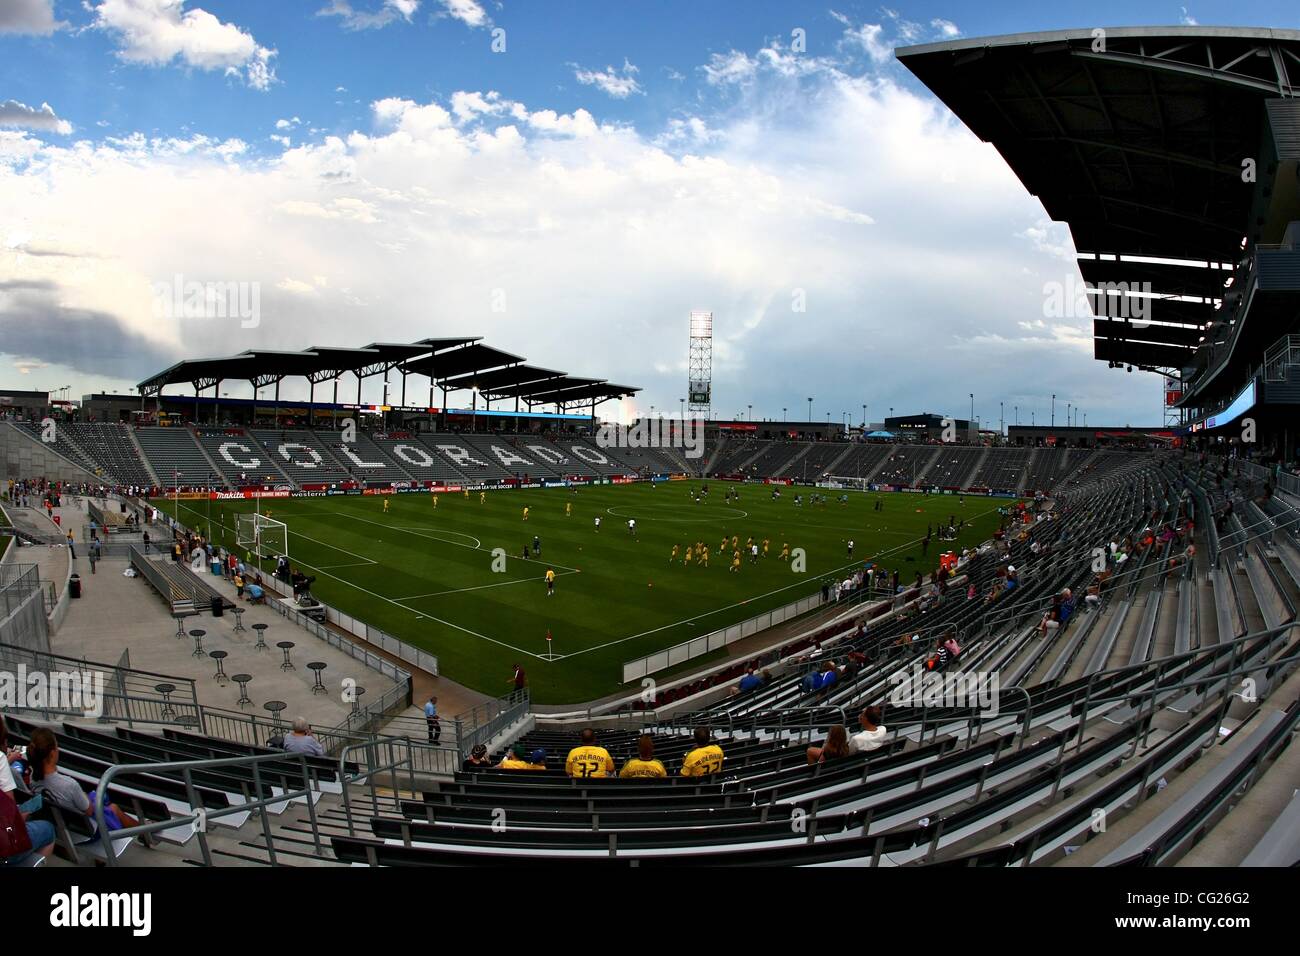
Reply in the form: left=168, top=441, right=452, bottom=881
left=276, top=640, right=296, bottom=672
left=350, top=686, right=366, bottom=714
left=307, top=661, right=328, bottom=695
left=189, top=628, right=206, bottom=659
left=209, top=650, right=229, bottom=685
left=232, top=674, right=252, bottom=708
left=264, top=700, right=287, bottom=732
left=231, top=606, right=247, bottom=632
left=155, top=682, right=176, bottom=720
left=173, top=612, right=189, bottom=639
left=251, top=622, right=269, bottom=652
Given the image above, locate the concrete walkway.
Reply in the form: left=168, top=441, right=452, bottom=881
left=50, top=532, right=400, bottom=733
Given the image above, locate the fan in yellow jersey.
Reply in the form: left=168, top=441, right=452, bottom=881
left=497, top=746, right=546, bottom=771
left=565, top=729, right=615, bottom=778
left=619, top=735, right=667, bottom=779
left=681, top=727, right=725, bottom=777
left=670, top=544, right=680, bottom=564
left=522, top=506, right=529, bottom=521
left=382, top=498, right=390, bottom=513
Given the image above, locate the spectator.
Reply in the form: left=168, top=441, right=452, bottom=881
left=509, top=663, right=527, bottom=692
left=619, top=735, right=667, bottom=778
left=27, top=727, right=146, bottom=843
left=423, top=695, right=441, bottom=743
left=848, top=707, right=888, bottom=754
left=281, top=718, right=326, bottom=757
left=680, top=726, right=725, bottom=777
left=565, top=729, right=615, bottom=778
left=0, top=717, right=54, bottom=866
left=462, top=744, right=492, bottom=772
left=806, top=724, right=851, bottom=765
left=737, top=669, right=763, bottom=694
left=498, top=747, right=546, bottom=771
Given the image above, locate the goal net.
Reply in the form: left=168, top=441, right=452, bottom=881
left=236, top=513, right=288, bottom=562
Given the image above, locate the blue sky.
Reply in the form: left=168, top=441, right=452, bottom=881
left=1, top=1, right=1296, bottom=426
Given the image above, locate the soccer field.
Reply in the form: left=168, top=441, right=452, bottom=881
left=152, top=483, right=1007, bottom=703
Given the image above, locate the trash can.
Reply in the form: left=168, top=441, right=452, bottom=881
left=69, top=574, right=82, bottom=599
left=211, top=595, right=224, bottom=617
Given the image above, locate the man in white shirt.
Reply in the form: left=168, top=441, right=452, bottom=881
left=848, top=706, right=888, bottom=754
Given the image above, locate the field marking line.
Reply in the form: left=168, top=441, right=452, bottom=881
left=335, top=511, right=584, bottom=573
left=394, top=569, right=579, bottom=601
left=559, top=500, right=1008, bottom=662
left=168, top=500, right=551, bottom=659
left=605, top=505, right=749, bottom=522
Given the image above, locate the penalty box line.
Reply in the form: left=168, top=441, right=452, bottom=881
left=170, top=501, right=555, bottom=661
left=336, top=511, right=586, bottom=574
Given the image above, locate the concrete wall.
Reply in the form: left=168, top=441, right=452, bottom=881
left=0, top=423, right=101, bottom=484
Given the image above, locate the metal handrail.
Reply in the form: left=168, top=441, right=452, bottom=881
left=91, top=748, right=329, bottom=866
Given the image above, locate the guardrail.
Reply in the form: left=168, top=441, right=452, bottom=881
left=622, top=591, right=825, bottom=683
left=455, top=688, right=530, bottom=759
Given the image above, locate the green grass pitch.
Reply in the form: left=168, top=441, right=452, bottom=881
left=152, top=483, right=1007, bottom=704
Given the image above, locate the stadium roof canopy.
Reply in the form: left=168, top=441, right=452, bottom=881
left=897, top=26, right=1300, bottom=376
left=136, top=336, right=639, bottom=410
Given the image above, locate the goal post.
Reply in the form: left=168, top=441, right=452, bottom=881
left=236, top=513, right=289, bottom=562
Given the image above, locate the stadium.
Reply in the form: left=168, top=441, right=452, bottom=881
left=1, top=6, right=1298, bottom=911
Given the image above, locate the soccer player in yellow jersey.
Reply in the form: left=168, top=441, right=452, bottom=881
left=565, top=729, right=615, bottom=778
left=719, top=537, right=727, bottom=553
left=730, top=553, right=741, bottom=573
left=683, top=546, right=692, bottom=564
left=480, top=491, right=486, bottom=504
left=780, top=542, right=790, bottom=561
left=431, top=494, right=438, bottom=508
left=671, top=544, right=679, bottom=564
left=545, top=568, right=556, bottom=596
left=522, top=506, right=529, bottom=521
left=565, top=501, right=572, bottom=517
left=699, top=546, right=709, bottom=567
left=463, top=488, right=469, bottom=498
left=619, top=735, right=667, bottom=779
left=382, top=498, right=389, bottom=513
left=731, top=534, right=739, bottom=549
left=762, top=538, right=770, bottom=556
left=681, top=726, right=725, bottom=777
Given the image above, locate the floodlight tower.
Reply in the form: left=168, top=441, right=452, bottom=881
left=688, top=311, right=713, bottom=417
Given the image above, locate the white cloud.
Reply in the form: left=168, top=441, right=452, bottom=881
left=435, top=0, right=487, bottom=28
left=931, top=19, right=961, bottom=39
left=0, top=41, right=1157, bottom=423
left=89, top=0, right=278, bottom=91
left=703, top=51, right=759, bottom=86
left=275, top=117, right=302, bottom=130
left=573, top=60, right=644, bottom=99
left=317, top=0, right=421, bottom=31
left=1180, top=8, right=1199, bottom=26
left=0, top=100, right=73, bottom=135
left=0, top=0, right=59, bottom=34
